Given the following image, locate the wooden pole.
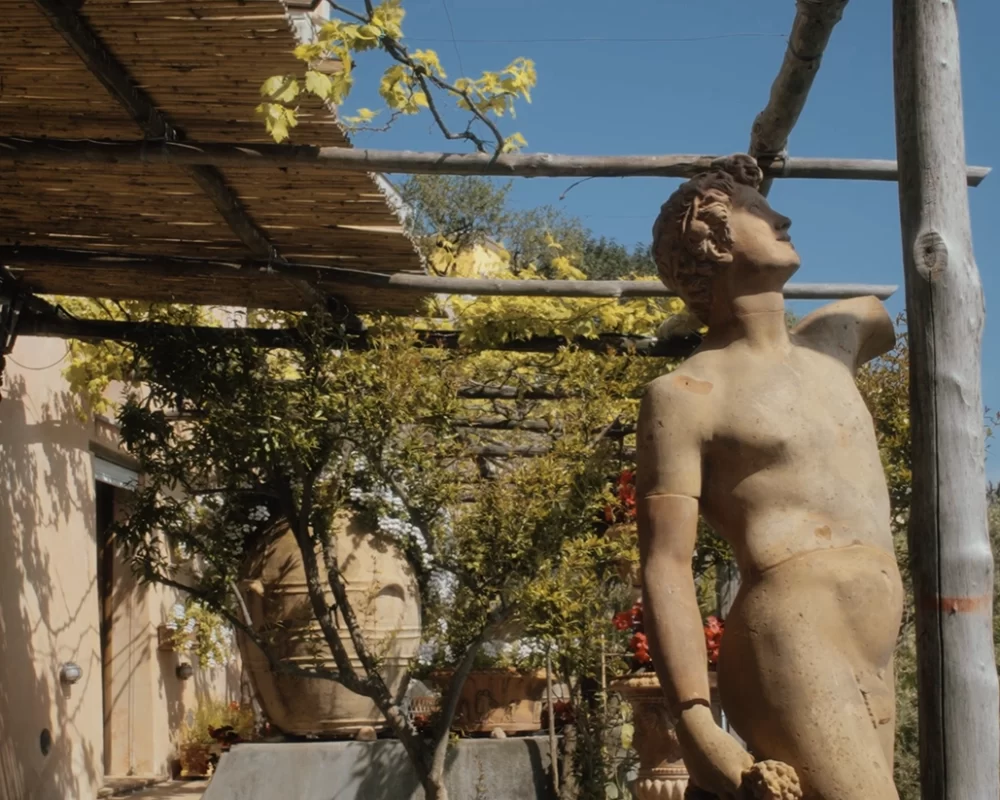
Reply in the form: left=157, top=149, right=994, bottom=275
left=0, top=136, right=990, bottom=185
left=546, top=649, right=560, bottom=796
left=892, top=1, right=999, bottom=797
left=0, top=245, right=899, bottom=301
left=750, top=0, right=850, bottom=195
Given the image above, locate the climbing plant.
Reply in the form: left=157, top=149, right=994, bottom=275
left=258, top=0, right=536, bottom=152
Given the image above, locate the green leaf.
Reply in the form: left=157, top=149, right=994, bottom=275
left=620, top=721, right=634, bottom=750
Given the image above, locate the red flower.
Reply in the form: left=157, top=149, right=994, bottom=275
left=703, top=615, right=724, bottom=668
left=613, top=611, right=633, bottom=631
left=629, top=632, right=651, bottom=665
left=605, top=469, right=638, bottom=524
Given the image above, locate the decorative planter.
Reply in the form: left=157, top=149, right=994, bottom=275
left=178, top=742, right=213, bottom=778
left=610, top=673, right=689, bottom=800
left=236, top=513, right=421, bottom=737
left=428, top=669, right=548, bottom=735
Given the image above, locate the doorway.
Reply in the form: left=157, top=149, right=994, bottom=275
left=94, top=458, right=149, bottom=777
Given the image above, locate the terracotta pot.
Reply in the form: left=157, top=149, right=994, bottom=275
left=236, top=513, right=421, bottom=736
left=178, top=742, right=213, bottom=778
left=429, top=669, right=548, bottom=734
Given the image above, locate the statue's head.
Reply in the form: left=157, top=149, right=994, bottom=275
left=651, top=154, right=799, bottom=321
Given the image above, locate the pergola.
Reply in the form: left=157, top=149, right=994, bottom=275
left=0, top=0, right=995, bottom=796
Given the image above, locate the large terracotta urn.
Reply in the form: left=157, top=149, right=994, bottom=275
left=237, top=513, right=421, bottom=736
left=428, top=669, right=547, bottom=735
left=610, top=673, right=690, bottom=800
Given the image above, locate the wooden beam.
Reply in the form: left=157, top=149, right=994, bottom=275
left=0, top=136, right=990, bottom=186
left=458, top=385, right=576, bottom=401
left=0, top=246, right=900, bottom=301
left=15, top=307, right=702, bottom=358
left=30, top=0, right=284, bottom=265
left=750, top=0, right=851, bottom=194
left=468, top=443, right=637, bottom=460
left=893, top=0, right=999, bottom=797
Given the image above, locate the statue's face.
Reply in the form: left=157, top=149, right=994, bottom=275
left=726, top=185, right=801, bottom=273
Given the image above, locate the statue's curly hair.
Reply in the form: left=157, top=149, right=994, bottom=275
left=651, top=154, right=763, bottom=322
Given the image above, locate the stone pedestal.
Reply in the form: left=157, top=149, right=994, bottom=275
left=610, top=673, right=689, bottom=800
left=200, top=738, right=553, bottom=800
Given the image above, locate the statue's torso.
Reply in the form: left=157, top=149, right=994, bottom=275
left=688, top=339, right=893, bottom=574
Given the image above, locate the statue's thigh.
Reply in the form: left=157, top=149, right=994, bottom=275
left=729, top=644, right=898, bottom=800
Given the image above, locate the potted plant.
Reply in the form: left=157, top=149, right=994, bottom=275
left=162, top=602, right=235, bottom=669
left=177, top=700, right=255, bottom=778
left=608, top=603, right=726, bottom=800
left=423, top=637, right=549, bottom=735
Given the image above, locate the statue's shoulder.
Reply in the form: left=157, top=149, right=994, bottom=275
left=643, top=356, right=721, bottom=418
left=791, top=296, right=895, bottom=369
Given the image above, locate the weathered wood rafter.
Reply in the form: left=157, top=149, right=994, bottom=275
left=750, top=0, right=852, bottom=194
left=0, top=246, right=899, bottom=302
left=15, top=304, right=702, bottom=359
left=0, top=135, right=990, bottom=186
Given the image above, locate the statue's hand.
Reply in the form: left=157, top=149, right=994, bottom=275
left=676, top=705, right=754, bottom=799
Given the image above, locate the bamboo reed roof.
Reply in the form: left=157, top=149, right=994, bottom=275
left=0, top=0, right=424, bottom=313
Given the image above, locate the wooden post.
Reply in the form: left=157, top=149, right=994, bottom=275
left=546, top=649, right=560, bottom=795
left=892, top=1, right=1000, bottom=797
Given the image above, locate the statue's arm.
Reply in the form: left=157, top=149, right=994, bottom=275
left=636, top=380, right=709, bottom=714
left=636, top=379, right=752, bottom=794
left=792, top=295, right=895, bottom=370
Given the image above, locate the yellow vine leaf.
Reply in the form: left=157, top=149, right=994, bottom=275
left=412, top=49, right=446, bottom=78
left=371, top=0, right=405, bottom=39
left=305, top=70, right=335, bottom=100
left=259, top=75, right=300, bottom=104
left=344, top=107, right=381, bottom=124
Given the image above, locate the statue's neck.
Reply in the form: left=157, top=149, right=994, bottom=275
left=706, top=290, right=789, bottom=350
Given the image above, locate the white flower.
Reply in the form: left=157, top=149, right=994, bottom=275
left=417, top=643, right=437, bottom=666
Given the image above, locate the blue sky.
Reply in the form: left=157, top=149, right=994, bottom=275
left=344, top=0, right=1000, bottom=481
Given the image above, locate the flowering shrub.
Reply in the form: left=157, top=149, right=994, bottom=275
left=180, top=699, right=255, bottom=746
left=613, top=602, right=651, bottom=671
left=417, top=633, right=548, bottom=674
left=604, top=469, right=637, bottom=525
left=165, top=602, right=235, bottom=668
left=703, top=615, right=724, bottom=668
left=613, top=602, right=725, bottom=672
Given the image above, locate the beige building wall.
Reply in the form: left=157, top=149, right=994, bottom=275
left=1, top=336, right=242, bottom=800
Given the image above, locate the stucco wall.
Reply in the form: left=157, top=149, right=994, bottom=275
left=1, top=337, right=241, bottom=800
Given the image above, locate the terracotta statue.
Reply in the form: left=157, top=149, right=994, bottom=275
left=638, top=155, right=902, bottom=800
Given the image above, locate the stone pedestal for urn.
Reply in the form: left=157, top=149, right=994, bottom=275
left=610, top=673, right=690, bottom=800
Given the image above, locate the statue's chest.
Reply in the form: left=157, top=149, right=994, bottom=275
left=709, top=351, right=874, bottom=463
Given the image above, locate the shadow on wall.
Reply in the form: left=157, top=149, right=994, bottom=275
left=0, top=373, right=101, bottom=800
